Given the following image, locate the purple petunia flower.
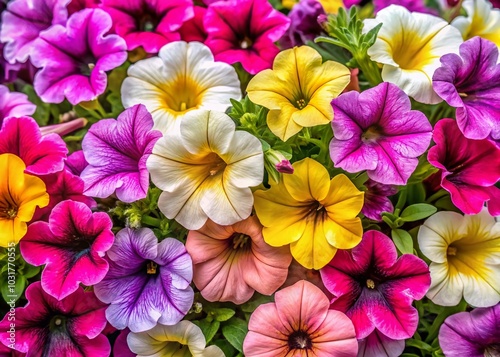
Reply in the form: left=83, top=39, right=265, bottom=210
left=439, top=303, right=500, bottom=357
left=433, top=37, right=500, bottom=143
left=0, top=85, right=35, bottom=124
left=80, top=104, right=162, bottom=203
left=279, top=0, right=325, bottom=49
left=320, top=230, right=431, bottom=340
left=94, top=227, right=194, bottom=333
left=0, top=116, right=67, bottom=175
left=0, top=282, right=110, bottom=356
left=362, top=179, right=397, bottom=221
left=20, top=200, right=114, bottom=300
left=30, top=8, right=127, bottom=105
left=66, top=150, right=88, bottom=176
left=0, top=0, right=70, bottom=64
left=330, top=82, right=433, bottom=185
left=373, top=0, right=437, bottom=14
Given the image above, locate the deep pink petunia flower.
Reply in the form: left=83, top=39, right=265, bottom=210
left=94, top=227, right=194, bottom=333
left=67, top=0, right=100, bottom=14
left=100, top=0, right=194, bottom=53
left=0, top=282, right=110, bottom=357
left=0, top=116, right=67, bottom=175
left=204, top=0, right=290, bottom=74
left=320, top=230, right=431, bottom=340
left=428, top=118, right=500, bottom=216
left=439, top=303, right=500, bottom=357
left=357, top=329, right=405, bottom=357
left=243, top=280, right=359, bottom=356
left=186, top=216, right=293, bottom=304
left=330, top=82, right=433, bottom=185
left=433, top=37, right=500, bottom=143
left=0, top=85, right=35, bottom=125
left=362, top=179, right=397, bottom=221
left=20, top=200, right=114, bottom=300
left=0, top=343, right=24, bottom=357
left=81, top=104, right=161, bottom=203
left=30, top=8, right=127, bottom=105
left=179, top=6, right=207, bottom=43
left=66, top=150, right=88, bottom=176
left=0, top=0, right=70, bottom=64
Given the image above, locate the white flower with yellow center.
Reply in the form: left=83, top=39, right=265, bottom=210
left=363, top=5, right=463, bottom=104
left=147, top=110, right=264, bottom=230
left=418, top=209, right=500, bottom=308
left=121, top=41, right=242, bottom=134
left=452, top=0, right=500, bottom=50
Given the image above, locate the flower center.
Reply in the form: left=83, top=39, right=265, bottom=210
left=295, top=98, right=307, bottom=110
left=163, top=76, right=203, bottom=114
left=240, top=36, right=253, bottom=49
left=139, top=12, right=158, bottom=32
left=447, top=246, right=458, bottom=256
left=484, top=344, right=500, bottom=357
left=79, top=56, right=96, bottom=76
left=231, top=233, right=251, bottom=250
left=288, top=330, right=312, bottom=350
left=146, top=261, right=158, bottom=275
left=362, top=125, right=383, bottom=142
left=49, top=315, right=67, bottom=332
left=366, top=278, right=376, bottom=289
left=391, top=28, right=434, bottom=71
left=205, top=153, right=227, bottom=177
left=0, top=205, right=18, bottom=219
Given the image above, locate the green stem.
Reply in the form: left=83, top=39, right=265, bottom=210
left=356, top=55, right=383, bottom=87
left=141, top=215, right=161, bottom=228
left=426, top=189, right=448, bottom=203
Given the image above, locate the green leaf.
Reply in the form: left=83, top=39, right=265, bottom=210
left=213, top=308, right=236, bottom=322
left=406, top=183, right=426, bottom=205
left=241, top=294, right=274, bottom=313
left=193, top=319, right=220, bottom=344
left=222, top=318, right=248, bottom=353
left=212, top=339, right=236, bottom=357
left=400, top=203, right=437, bottom=222
left=391, top=229, right=413, bottom=254
left=406, top=338, right=433, bottom=352
left=22, top=85, right=51, bottom=126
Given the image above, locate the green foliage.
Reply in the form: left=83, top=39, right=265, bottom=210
left=222, top=318, right=248, bottom=353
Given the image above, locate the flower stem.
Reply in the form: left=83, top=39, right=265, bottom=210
left=141, top=215, right=161, bottom=228
left=426, top=189, right=448, bottom=203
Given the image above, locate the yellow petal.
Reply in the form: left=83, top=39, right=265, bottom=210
left=291, top=104, right=331, bottom=128
left=322, top=174, right=364, bottom=219
left=0, top=218, right=27, bottom=247
left=283, top=158, right=330, bottom=202
left=247, top=69, right=293, bottom=110
left=267, top=107, right=303, bottom=142
left=323, top=215, right=363, bottom=250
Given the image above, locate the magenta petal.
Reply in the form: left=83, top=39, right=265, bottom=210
left=357, top=329, right=405, bottom=357
left=0, top=85, right=36, bottom=121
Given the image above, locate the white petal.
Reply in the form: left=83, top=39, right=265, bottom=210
left=158, top=186, right=208, bottom=230
left=461, top=265, right=500, bottom=307
left=427, top=263, right=463, bottom=306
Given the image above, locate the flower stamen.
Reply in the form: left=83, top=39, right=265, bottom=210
left=147, top=261, right=158, bottom=274
left=296, top=98, right=307, bottom=109
left=366, top=279, right=376, bottom=289
left=288, top=330, right=312, bottom=350
left=232, top=233, right=250, bottom=250
left=447, top=246, right=458, bottom=256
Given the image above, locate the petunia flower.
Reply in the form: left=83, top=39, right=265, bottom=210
left=0, top=116, right=67, bottom=175
left=0, top=0, right=69, bottom=64
left=357, top=329, right=405, bottom=357
left=364, top=5, right=463, bottom=104
left=320, top=230, right=431, bottom=339
left=100, top=0, right=194, bottom=53
left=94, top=227, right=194, bottom=333
left=147, top=110, right=263, bottom=230
left=30, top=8, right=127, bottom=105
left=121, top=41, right=241, bottom=134
left=204, top=0, right=290, bottom=74
left=128, top=321, right=225, bottom=357
left=80, top=104, right=162, bottom=203
left=438, top=303, right=500, bottom=357
left=185, top=216, right=293, bottom=304
left=39, top=118, right=87, bottom=137
left=65, top=150, right=88, bottom=176
left=432, top=37, right=500, bottom=142
left=451, top=0, right=500, bottom=49
left=427, top=119, right=500, bottom=216
left=179, top=6, right=207, bottom=43
left=67, top=0, right=100, bottom=14
left=0, top=85, right=35, bottom=124
left=243, top=280, right=359, bottom=356
left=373, top=0, right=437, bottom=14
left=0, top=343, right=24, bottom=357
left=247, top=46, right=350, bottom=141
left=253, top=158, right=364, bottom=270
left=330, top=82, right=432, bottom=185
left=0, top=282, right=110, bottom=356
left=361, top=179, right=397, bottom=221
left=418, top=209, right=500, bottom=307
left=113, top=329, right=135, bottom=357
left=280, top=0, right=326, bottom=49
left=20, top=200, right=114, bottom=300
left=0, top=154, right=49, bottom=247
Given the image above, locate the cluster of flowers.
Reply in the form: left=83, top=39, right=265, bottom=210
left=0, top=0, right=499, bottom=356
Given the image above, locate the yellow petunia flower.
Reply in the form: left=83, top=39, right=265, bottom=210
left=246, top=46, right=350, bottom=142
left=253, top=158, right=364, bottom=270
left=0, top=154, right=49, bottom=247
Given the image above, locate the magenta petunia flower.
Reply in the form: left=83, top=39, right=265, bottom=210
left=0, top=0, right=69, bottom=64
left=20, top=200, right=114, bottom=300
left=186, top=216, right=293, bottom=304
left=320, top=230, right=431, bottom=340
left=100, top=0, right=194, bottom=53
left=81, top=104, right=161, bottom=203
left=0, top=85, right=35, bottom=124
left=358, top=329, right=405, bottom=357
left=67, top=0, right=99, bottom=14
left=433, top=37, right=500, bottom=142
left=243, top=280, right=359, bottom=356
left=439, top=303, right=500, bottom=357
left=0, top=116, right=67, bottom=175
left=0, top=282, right=109, bottom=356
left=373, top=0, right=437, bottom=14
left=94, top=227, right=194, bottom=333
left=0, top=343, right=24, bottom=357
left=113, top=329, right=135, bottom=357
left=330, top=82, right=433, bottom=185
left=179, top=6, right=207, bottom=43
left=362, top=179, right=397, bottom=221
left=66, top=150, right=88, bottom=176
left=280, top=0, right=325, bottom=49
left=30, top=8, right=127, bottom=105
left=204, top=0, right=290, bottom=74
left=428, top=118, right=500, bottom=216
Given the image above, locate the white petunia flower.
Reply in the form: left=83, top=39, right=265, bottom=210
left=147, top=110, right=264, bottom=230
left=363, top=5, right=463, bottom=104
left=121, top=41, right=242, bottom=134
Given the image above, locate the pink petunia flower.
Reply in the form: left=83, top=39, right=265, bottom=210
left=20, top=200, right=114, bottom=300
left=320, top=230, right=431, bottom=340
left=0, top=282, right=110, bottom=356
left=80, top=104, right=162, bottom=203
left=204, top=0, right=290, bottom=74
left=100, top=0, right=194, bottom=53
left=428, top=118, right=500, bottom=216
left=330, top=82, right=433, bottom=185
left=0, top=85, right=35, bottom=125
left=0, top=116, right=67, bottom=175
left=30, top=8, right=127, bottom=105
left=186, top=216, right=293, bottom=304
left=243, top=280, right=359, bottom=356
left=0, top=0, right=70, bottom=64
left=179, top=6, right=207, bottom=43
